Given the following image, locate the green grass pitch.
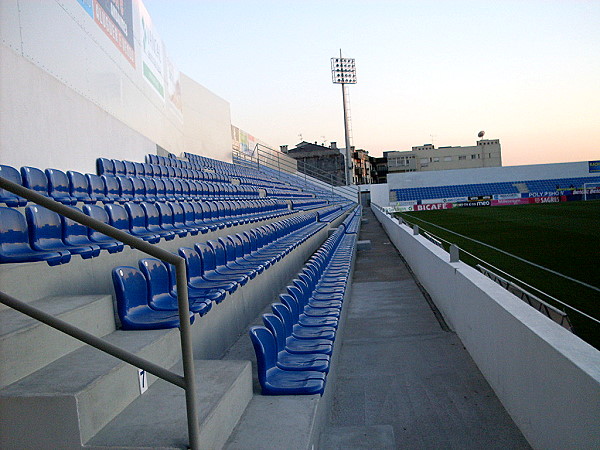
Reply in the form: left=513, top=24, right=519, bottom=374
left=396, top=200, right=600, bottom=349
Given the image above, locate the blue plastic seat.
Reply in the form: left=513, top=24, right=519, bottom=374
left=249, top=326, right=326, bottom=395
left=198, top=241, right=251, bottom=283
left=124, top=203, right=160, bottom=243
left=178, top=246, right=239, bottom=295
left=21, top=166, right=50, bottom=198
left=25, top=205, right=99, bottom=259
left=102, top=175, right=122, bottom=203
left=112, top=159, right=126, bottom=176
left=133, top=162, right=145, bottom=177
left=85, top=174, right=108, bottom=202
left=0, top=207, right=68, bottom=265
left=123, top=160, right=136, bottom=176
left=67, top=171, right=94, bottom=204
left=0, top=165, right=27, bottom=206
left=180, top=201, right=209, bottom=234
left=130, top=177, right=146, bottom=202
left=280, top=293, right=339, bottom=327
left=62, top=206, right=119, bottom=254
left=263, top=313, right=333, bottom=356
left=45, top=168, right=77, bottom=205
left=162, top=179, right=176, bottom=201
left=116, top=176, right=135, bottom=203
left=139, top=258, right=213, bottom=316
left=112, top=266, right=194, bottom=330
left=156, top=202, right=187, bottom=237
left=169, top=202, right=199, bottom=235
left=96, top=158, right=115, bottom=176
left=272, top=302, right=335, bottom=341
left=82, top=204, right=125, bottom=253
left=141, top=178, right=157, bottom=202
left=140, top=202, right=176, bottom=241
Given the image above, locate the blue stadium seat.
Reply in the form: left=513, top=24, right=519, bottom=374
left=271, top=302, right=335, bottom=341
left=138, top=258, right=212, bottom=316
left=82, top=204, right=125, bottom=253
left=280, top=293, right=339, bottom=327
left=141, top=163, right=153, bottom=178
left=96, top=158, right=115, bottom=176
left=62, top=206, right=120, bottom=254
left=0, top=207, right=68, bottom=265
left=169, top=202, right=199, bottom=235
left=102, top=175, right=122, bottom=203
left=140, top=202, right=176, bottom=241
left=116, top=176, right=135, bottom=203
left=112, top=266, right=194, bottom=330
left=112, top=159, right=126, bottom=176
left=248, top=326, right=326, bottom=395
left=156, top=202, right=187, bottom=237
left=141, top=178, right=157, bottom=202
left=67, top=171, right=94, bottom=204
left=130, top=177, right=146, bottom=202
left=263, top=313, right=333, bottom=356
left=124, top=203, right=160, bottom=243
left=21, top=166, right=50, bottom=198
left=180, top=201, right=209, bottom=234
left=45, top=169, right=77, bottom=205
left=205, top=239, right=257, bottom=280
left=178, top=246, right=240, bottom=294
left=86, top=174, right=109, bottom=203
left=0, top=165, right=27, bottom=207
left=25, top=205, right=100, bottom=259
left=133, top=162, right=145, bottom=177
left=123, top=160, right=136, bottom=176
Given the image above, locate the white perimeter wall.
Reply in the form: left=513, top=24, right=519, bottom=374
left=372, top=204, right=600, bottom=450
left=388, top=161, right=594, bottom=190
left=0, top=0, right=232, bottom=173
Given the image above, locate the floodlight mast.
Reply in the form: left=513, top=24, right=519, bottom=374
left=331, top=49, right=356, bottom=186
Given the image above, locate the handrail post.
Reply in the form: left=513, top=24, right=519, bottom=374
left=174, top=259, right=200, bottom=450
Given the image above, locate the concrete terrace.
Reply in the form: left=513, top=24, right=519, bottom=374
left=319, top=207, right=530, bottom=449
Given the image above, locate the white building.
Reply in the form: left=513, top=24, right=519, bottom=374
left=385, top=139, right=502, bottom=173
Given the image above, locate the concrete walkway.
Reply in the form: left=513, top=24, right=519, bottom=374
left=320, top=207, right=530, bottom=449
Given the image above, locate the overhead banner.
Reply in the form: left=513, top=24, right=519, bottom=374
left=139, top=0, right=165, bottom=98
left=589, top=160, right=600, bottom=173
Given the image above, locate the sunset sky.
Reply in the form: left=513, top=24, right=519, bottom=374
left=143, top=0, right=599, bottom=166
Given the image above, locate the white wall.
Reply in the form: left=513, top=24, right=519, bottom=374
left=372, top=204, right=600, bottom=450
left=368, top=183, right=390, bottom=207
left=181, top=74, right=232, bottom=162
left=388, top=161, right=594, bottom=190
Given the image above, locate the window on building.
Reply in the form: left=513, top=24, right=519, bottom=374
left=420, top=158, right=428, bottom=164
left=459, top=155, right=466, bottom=160
left=433, top=157, right=439, bottom=162
left=444, top=156, right=452, bottom=162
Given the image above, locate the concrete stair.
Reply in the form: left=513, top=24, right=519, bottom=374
left=0, top=294, right=115, bottom=389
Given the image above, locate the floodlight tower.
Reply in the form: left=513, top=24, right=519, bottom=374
left=331, top=50, right=356, bottom=186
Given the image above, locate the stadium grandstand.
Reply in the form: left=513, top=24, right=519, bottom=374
left=1, top=2, right=599, bottom=449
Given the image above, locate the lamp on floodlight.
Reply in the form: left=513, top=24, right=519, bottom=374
left=478, top=130, right=485, bottom=139
left=331, top=50, right=356, bottom=186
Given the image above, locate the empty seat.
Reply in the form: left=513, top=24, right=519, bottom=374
left=123, top=160, right=136, bottom=176
left=86, top=174, right=109, bottom=203
left=25, top=205, right=100, bottom=259
left=133, top=162, right=145, bottom=177
left=62, top=206, right=121, bottom=254
left=96, top=158, right=115, bottom=176
left=139, top=202, right=176, bottom=241
left=0, top=207, right=69, bottom=265
left=0, top=165, right=27, bottom=207
left=67, top=171, right=94, bottom=204
left=124, top=203, right=160, bottom=243
left=178, top=246, right=239, bottom=295
left=112, top=159, right=126, bottom=176
left=116, top=176, right=135, bottom=203
left=249, top=326, right=326, bottom=395
left=45, top=168, right=77, bottom=205
left=102, top=175, right=122, bottom=203
left=82, top=204, right=125, bottom=253
left=112, top=266, right=194, bottom=330
left=139, top=258, right=214, bottom=316
left=21, top=166, right=50, bottom=198
left=156, top=202, right=187, bottom=237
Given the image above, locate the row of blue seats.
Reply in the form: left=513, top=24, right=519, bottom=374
left=340, top=206, right=362, bottom=234
left=250, top=223, right=357, bottom=395
left=0, top=165, right=266, bottom=207
left=0, top=199, right=291, bottom=265
left=98, top=157, right=233, bottom=183
left=316, top=205, right=347, bottom=223
left=112, top=213, right=327, bottom=329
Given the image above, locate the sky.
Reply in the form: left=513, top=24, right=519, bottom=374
left=143, top=0, right=600, bottom=166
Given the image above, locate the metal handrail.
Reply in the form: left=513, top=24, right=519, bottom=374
left=0, top=177, right=200, bottom=449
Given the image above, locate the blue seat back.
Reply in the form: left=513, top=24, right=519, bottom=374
left=0, top=207, right=32, bottom=254
left=178, top=247, right=205, bottom=281
left=248, top=326, right=277, bottom=382
left=21, top=166, right=49, bottom=197
left=141, top=178, right=157, bottom=199
left=112, top=159, right=126, bottom=176
left=62, top=206, right=92, bottom=246
left=192, top=202, right=204, bottom=222
left=0, top=165, right=27, bottom=206
left=96, top=158, right=115, bottom=176
left=125, top=203, right=148, bottom=234
left=228, top=235, right=246, bottom=259
left=173, top=167, right=182, bottom=178
left=154, top=178, right=166, bottom=199
left=141, top=202, right=162, bottom=230
left=166, top=166, right=176, bottom=178
left=168, top=202, right=186, bottom=228
left=185, top=180, right=197, bottom=198
left=163, top=179, right=175, bottom=199
left=45, top=168, right=74, bottom=204
left=82, top=204, right=111, bottom=240
left=116, top=176, right=134, bottom=200
left=123, top=160, right=136, bottom=176
left=193, top=242, right=217, bottom=272
left=139, top=258, right=170, bottom=303
left=130, top=177, right=146, bottom=201
left=271, top=303, right=295, bottom=337
left=102, top=175, right=120, bottom=200
left=180, top=201, right=196, bottom=225
left=86, top=174, right=106, bottom=201
left=133, top=162, right=145, bottom=177
left=141, top=163, right=153, bottom=177
left=156, top=202, right=175, bottom=229
left=67, top=171, right=93, bottom=203
left=207, top=240, right=228, bottom=267
left=218, top=236, right=237, bottom=263
left=25, top=205, right=65, bottom=249
left=262, top=313, right=288, bottom=352
left=112, top=266, right=149, bottom=324
left=105, top=203, right=130, bottom=232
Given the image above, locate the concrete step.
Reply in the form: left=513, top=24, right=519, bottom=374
left=86, top=360, right=252, bottom=450
left=0, top=294, right=115, bottom=389
left=319, top=425, right=396, bottom=450
left=0, top=327, right=182, bottom=448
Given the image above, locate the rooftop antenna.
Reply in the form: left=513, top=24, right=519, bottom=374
left=429, top=134, right=437, bottom=147
left=298, top=133, right=303, bottom=142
